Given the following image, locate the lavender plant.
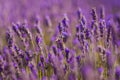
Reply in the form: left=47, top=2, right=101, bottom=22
left=0, top=6, right=120, bottom=80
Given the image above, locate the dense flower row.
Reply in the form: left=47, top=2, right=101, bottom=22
left=0, top=7, right=120, bottom=80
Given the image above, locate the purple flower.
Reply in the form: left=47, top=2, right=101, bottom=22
left=62, top=14, right=69, bottom=28
left=84, top=29, right=89, bottom=40
left=62, top=31, right=69, bottom=43
left=47, top=53, right=52, bottom=63
left=43, top=15, right=52, bottom=27
left=56, top=39, right=64, bottom=50
left=68, top=73, right=76, bottom=80
left=42, top=76, right=48, bottom=80
left=65, top=48, right=70, bottom=59
left=99, top=6, right=105, bottom=19
left=40, top=56, right=44, bottom=64
left=12, top=23, right=21, bottom=37
left=50, top=74, right=58, bottom=80
left=77, top=8, right=82, bottom=22
left=52, top=45, right=57, bottom=55
left=115, top=66, right=120, bottom=80
left=76, top=55, right=81, bottom=64
left=76, top=25, right=80, bottom=33
left=6, top=29, right=14, bottom=48
left=97, top=67, right=103, bottom=74
left=58, top=23, right=63, bottom=34
left=81, top=65, right=96, bottom=80
left=35, top=36, right=42, bottom=44
left=91, top=8, right=97, bottom=21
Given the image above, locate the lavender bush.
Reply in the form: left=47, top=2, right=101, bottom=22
left=0, top=2, right=120, bottom=80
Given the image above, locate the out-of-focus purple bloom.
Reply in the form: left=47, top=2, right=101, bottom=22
left=99, top=21, right=104, bottom=37
left=115, top=66, right=120, bottom=80
left=40, top=56, right=44, bottom=64
left=12, top=23, right=21, bottom=37
left=44, top=15, right=52, bottom=27
left=99, top=6, right=105, bottom=19
left=52, top=46, right=57, bottom=55
left=85, top=28, right=91, bottom=40
left=56, top=38, right=64, bottom=50
left=81, top=16, right=87, bottom=26
left=6, top=29, right=14, bottom=48
left=62, top=31, right=69, bottom=43
left=50, top=74, right=58, bottom=80
left=76, top=25, right=80, bottom=33
left=42, top=76, right=48, bottom=80
left=76, top=55, right=81, bottom=64
left=62, top=14, right=69, bottom=28
left=68, top=72, right=76, bottom=80
left=47, top=53, right=52, bottom=63
left=77, top=8, right=82, bottom=23
left=97, top=67, right=103, bottom=74
left=35, top=36, right=42, bottom=44
left=65, top=48, right=70, bottom=59
left=106, top=51, right=113, bottom=68
left=29, top=63, right=38, bottom=78
left=81, top=65, right=97, bottom=80
left=58, top=23, right=63, bottom=34
left=91, top=8, right=97, bottom=21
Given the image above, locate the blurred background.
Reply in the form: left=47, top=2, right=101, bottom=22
left=0, top=0, right=120, bottom=27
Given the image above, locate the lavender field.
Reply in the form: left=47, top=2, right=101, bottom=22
left=0, top=0, right=120, bottom=80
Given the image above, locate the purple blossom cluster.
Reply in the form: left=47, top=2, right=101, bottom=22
left=0, top=6, right=120, bottom=80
